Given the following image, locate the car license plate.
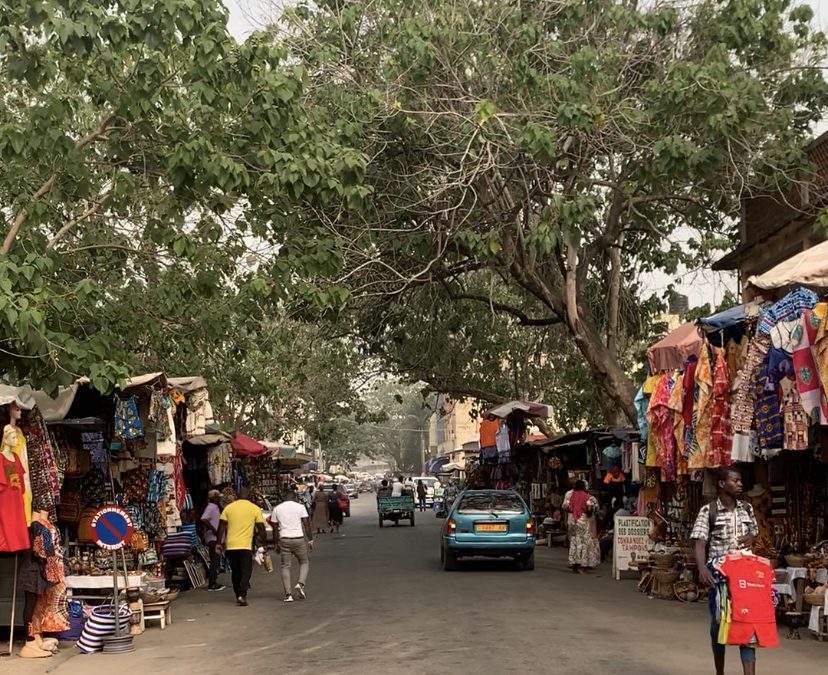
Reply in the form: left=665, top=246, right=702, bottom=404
left=475, top=522, right=507, bottom=532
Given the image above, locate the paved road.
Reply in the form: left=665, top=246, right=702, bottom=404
left=19, top=496, right=826, bottom=674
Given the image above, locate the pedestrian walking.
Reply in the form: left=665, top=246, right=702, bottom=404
left=215, top=488, right=267, bottom=607
left=328, top=484, right=344, bottom=532
left=200, top=489, right=225, bottom=591
left=692, top=467, right=759, bottom=675
left=312, top=485, right=330, bottom=534
left=416, top=479, right=427, bottom=512
left=272, top=490, right=314, bottom=603
left=562, top=480, right=599, bottom=573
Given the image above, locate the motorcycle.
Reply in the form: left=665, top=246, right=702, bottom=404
left=432, top=496, right=446, bottom=518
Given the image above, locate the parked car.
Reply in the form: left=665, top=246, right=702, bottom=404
left=344, top=483, right=359, bottom=499
left=319, top=483, right=351, bottom=517
left=358, top=481, right=374, bottom=493
left=411, top=476, right=439, bottom=506
left=440, top=490, right=535, bottom=571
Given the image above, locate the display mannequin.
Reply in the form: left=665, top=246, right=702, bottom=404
left=7, top=403, right=32, bottom=525
left=0, top=424, right=30, bottom=552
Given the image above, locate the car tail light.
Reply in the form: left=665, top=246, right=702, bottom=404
left=447, top=518, right=457, bottom=534
left=526, top=518, right=535, bottom=534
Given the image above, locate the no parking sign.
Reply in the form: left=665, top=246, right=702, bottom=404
left=91, top=506, right=135, bottom=551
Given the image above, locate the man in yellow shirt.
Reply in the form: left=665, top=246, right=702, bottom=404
left=216, top=488, right=267, bottom=606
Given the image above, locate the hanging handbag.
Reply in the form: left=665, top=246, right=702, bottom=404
left=130, top=529, right=149, bottom=552
left=77, top=507, right=99, bottom=543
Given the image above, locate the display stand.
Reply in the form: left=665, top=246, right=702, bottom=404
left=1, top=554, right=18, bottom=658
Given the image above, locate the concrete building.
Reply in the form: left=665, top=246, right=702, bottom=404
left=428, top=395, right=481, bottom=459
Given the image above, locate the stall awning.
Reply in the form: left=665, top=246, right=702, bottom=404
left=0, top=382, right=83, bottom=422
left=746, top=240, right=828, bottom=290
left=167, top=376, right=209, bottom=393
left=231, top=432, right=267, bottom=457
left=697, top=301, right=765, bottom=332
left=646, top=322, right=702, bottom=373
left=484, top=400, right=552, bottom=419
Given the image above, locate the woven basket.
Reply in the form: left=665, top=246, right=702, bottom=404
left=674, top=580, right=700, bottom=603
left=651, top=553, right=677, bottom=569
left=785, top=554, right=807, bottom=568
left=803, top=593, right=826, bottom=608
left=653, top=568, right=681, bottom=585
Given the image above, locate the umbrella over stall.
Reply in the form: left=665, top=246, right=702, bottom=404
left=230, top=431, right=268, bottom=458
left=646, top=322, right=703, bottom=373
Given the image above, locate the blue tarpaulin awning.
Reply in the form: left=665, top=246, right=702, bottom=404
left=424, top=456, right=450, bottom=474
left=697, top=300, right=766, bottom=346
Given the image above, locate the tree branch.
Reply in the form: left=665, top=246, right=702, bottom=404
left=2, top=115, right=115, bottom=254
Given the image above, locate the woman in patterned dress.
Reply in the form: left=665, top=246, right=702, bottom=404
left=563, top=481, right=600, bottom=573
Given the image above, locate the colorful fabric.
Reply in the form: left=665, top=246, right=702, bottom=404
left=114, top=395, right=144, bottom=440
left=645, top=374, right=668, bottom=467
left=782, top=383, right=809, bottom=450
left=31, top=519, right=69, bottom=634
left=812, top=303, right=828, bottom=407
left=634, top=387, right=649, bottom=442
left=683, top=357, right=699, bottom=454
left=20, top=411, right=60, bottom=523
left=667, top=373, right=687, bottom=475
left=757, top=287, right=818, bottom=334
left=649, top=374, right=677, bottom=479
left=754, top=360, right=783, bottom=455
left=794, top=309, right=828, bottom=423
left=711, top=348, right=733, bottom=467
left=689, top=347, right=714, bottom=469
left=731, top=334, right=771, bottom=434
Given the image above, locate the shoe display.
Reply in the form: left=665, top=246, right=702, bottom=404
left=294, top=583, right=306, bottom=600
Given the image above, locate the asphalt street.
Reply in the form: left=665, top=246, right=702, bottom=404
left=10, top=496, right=826, bottom=675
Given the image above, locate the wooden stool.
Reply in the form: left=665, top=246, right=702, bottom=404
left=142, top=601, right=171, bottom=630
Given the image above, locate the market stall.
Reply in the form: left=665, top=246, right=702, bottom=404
left=632, top=287, right=828, bottom=619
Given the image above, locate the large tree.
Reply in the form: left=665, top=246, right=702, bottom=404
left=271, top=0, right=828, bottom=424
left=0, top=0, right=365, bottom=395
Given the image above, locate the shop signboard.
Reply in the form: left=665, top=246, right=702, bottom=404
left=613, top=516, right=652, bottom=580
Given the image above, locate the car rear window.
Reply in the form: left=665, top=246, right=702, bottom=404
left=457, top=493, right=525, bottom=514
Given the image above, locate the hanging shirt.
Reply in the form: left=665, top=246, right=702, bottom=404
left=710, top=348, right=733, bottom=467
left=714, top=553, right=778, bottom=648
left=757, top=287, right=818, bottom=334
left=479, top=418, right=499, bottom=448
left=793, top=309, right=828, bottom=424
left=0, top=453, right=31, bottom=552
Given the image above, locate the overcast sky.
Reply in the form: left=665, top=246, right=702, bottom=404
left=219, top=0, right=828, bottom=309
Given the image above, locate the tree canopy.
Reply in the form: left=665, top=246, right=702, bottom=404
left=271, top=0, right=828, bottom=425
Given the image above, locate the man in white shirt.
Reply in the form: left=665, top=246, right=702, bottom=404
left=272, top=490, right=314, bottom=603
left=391, top=476, right=405, bottom=497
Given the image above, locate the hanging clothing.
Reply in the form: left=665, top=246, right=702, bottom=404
left=0, top=453, right=31, bottom=552
left=689, top=347, right=714, bottom=469
left=479, top=418, right=499, bottom=449
left=812, top=303, right=828, bottom=404
left=682, top=356, right=699, bottom=454
left=793, top=309, right=828, bottom=423
left=634, top=387, right=649, bottom=442
left=114, top=395, right=144, bottom=440
left=207, top=442, right=233, bottom=486
left=757, top=287, right=818, bottom=334
left=185, top=388, right=214, bottom=438
left=782, top=382, right=808, bottom=451
left=667, top=373, right=686, bottom=476
left=648, top=375, right=676, bottom=479
left=19, top=413, right=59, bottom=522
left=754, top=360, right=783, bottom=456
left=711, top=348, right=733, bottom=467
left=30, top=518, right=69, bottom=634
left=731, top=334, right=771, bottom=434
